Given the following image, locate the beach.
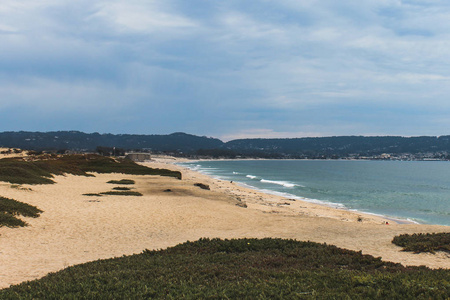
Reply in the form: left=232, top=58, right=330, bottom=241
left=0, top=155, right=449, bottom=289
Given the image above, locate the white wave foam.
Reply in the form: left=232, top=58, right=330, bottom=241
left=180, top=165, right=346, bottom=210
left=177, top=162, right=428, bottom=224
left=406, top=218, right=421, bottom=224
left=260, top=179, right=298, bottom=188
left=348, top=210, right=422, bottom=224
left=249, top=187, right=347, bottom=209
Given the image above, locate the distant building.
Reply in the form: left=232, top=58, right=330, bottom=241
left=380, top=153, right=391, bottom=159
left=125, top=153, right=151, bottom=162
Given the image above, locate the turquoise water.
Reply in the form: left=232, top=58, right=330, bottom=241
left=179, top=160, right=450, bottom=226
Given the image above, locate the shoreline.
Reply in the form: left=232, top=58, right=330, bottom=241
left=0, top=155, right=449, bottom=289
left=149, top=156, right=401, bottom=225
left=167, top=156, right=450, bottom=162
left=172, top=157, right=422, bottom=225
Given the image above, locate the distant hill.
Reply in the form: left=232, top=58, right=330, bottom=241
left=0, top=131, right=224, bottom=152
left=223, top=136, right=450, bottom=158
left=1, top=131, right=450, bottom=159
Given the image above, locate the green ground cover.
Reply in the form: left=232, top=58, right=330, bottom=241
left=392, top=232, right=450, bottom=254
left=112, top=187, right=131, bottom=191
left=106, top=179, right=135, bottom=185
left=82, top=191, right=142, bottom=197
left=100, top=191, right=143, bottom=196
left=83, top=180, right=141, bottom=196
left=0, top=154, right=181, bottom=185
left=1, top=238, right=448, bottom=299
left=0, top=196, right=42, bottom=227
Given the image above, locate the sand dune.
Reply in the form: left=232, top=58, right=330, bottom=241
left=0, top=156, right=448, bottom=289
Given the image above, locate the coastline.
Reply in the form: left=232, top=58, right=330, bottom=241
left=174, top=158, right=424, bottom=225
left=151, top=156, right=411, bottom=225
left=0, top=155, right=448, bottom=289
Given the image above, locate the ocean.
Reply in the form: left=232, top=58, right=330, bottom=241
left=178, top=160, right=450, bottom=226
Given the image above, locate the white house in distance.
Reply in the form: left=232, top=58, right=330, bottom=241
left=125, top=152, right=151, bottom=162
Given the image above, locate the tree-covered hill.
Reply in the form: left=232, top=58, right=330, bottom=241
left=223, top=135, right=450, bottom=158
left=0, top=131, right=224, bottom=152
left=1, top=131, right=450, bottom=159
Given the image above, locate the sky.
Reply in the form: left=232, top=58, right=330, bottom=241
left=1, top=1, right=450, bottom=141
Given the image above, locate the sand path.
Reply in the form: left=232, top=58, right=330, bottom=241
left=0, top=157, right=448, bottom=289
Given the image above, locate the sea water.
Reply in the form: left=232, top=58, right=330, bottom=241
left=179, top=160, right=450, bottom=226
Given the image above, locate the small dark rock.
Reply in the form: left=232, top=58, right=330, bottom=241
left=236, top=202, right=248, bottom=208
left=194, top=183, right=210, bottom=190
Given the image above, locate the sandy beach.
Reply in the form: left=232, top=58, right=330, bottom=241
left=0, top=155, right=449, bottom=289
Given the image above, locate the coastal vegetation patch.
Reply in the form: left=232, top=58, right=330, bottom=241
left=1, top=238, right=448, bottom=298
left=107, top=179, right=135, bottom=185
left=0, top=212, right=27, bottom=227
left=112, top=187, right=131, bottom=191
left=194, top=182, right=210, bottom=190
left=100, top=191, right=143, bottom=196
left=10, top=184, right=32, bottom=191
left=0, top=196, right=42, bottom=227
left=82, top=179, right=140, bottom=196
left=82, top=191, right=142, bottom=197
left=392, top=232, right=450, bottom=254
left=0, top=154, right=181, bottom=185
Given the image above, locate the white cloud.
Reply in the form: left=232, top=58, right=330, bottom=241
left=91, top=1, right=197, bottom=34
left=220, top=12, right=286, bottom=41
left=0, top=24, right=18, bottom=33
left=2, top=1, right=450, bottom=137
left=0, top=76, right=141, bottom=112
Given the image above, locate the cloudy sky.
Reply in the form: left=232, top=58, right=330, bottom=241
left=1, top=1, right=450, bottom=141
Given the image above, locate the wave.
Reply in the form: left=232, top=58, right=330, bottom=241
left=178, top=161, right=448, bottom=225
left=260, top=179, right=299, bottom=188
left=348, top=209, right=421, bottom=224
left=238, top=184, right=347, bottom=209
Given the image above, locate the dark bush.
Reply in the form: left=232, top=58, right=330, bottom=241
left=0, top=196, right=42, bottom=227
left=1, top=238, right=448, bottom=298
left=0, top=212, right=27, bottom=227
left=0, top=154, right=181, bottom=185
left=107, top=179, right=135, bottom=185
left=112, top=187, right=131, bottom=191
left=194, top=183, right=210, bottom=190
left=100, top=191, right=143, bottom=196
left=392, top=232, right=450, bottom=254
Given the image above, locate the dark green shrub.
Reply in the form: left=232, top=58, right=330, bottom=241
left=100, top=191, right=143, bottom=196
left=107, top=179, right=135, bottom=185
left=0, top=154, right=181, bottom=185
left=1, top=238, right=449, bottom=298
left=0, top=196, right=42, bottom=227
left=112, top=187, right=131, bottom=191
left=392, top=232, right=450, bottom=254
left=0, top=196, right=42, bottom=218
left=0, top=212, right=27, bottom=227
left=194, top=183, right=210, bottom=190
